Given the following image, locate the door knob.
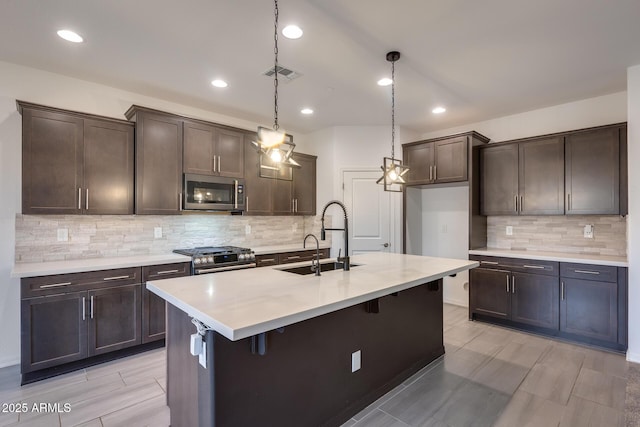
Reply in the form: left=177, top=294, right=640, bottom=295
left=382, top=243, right=390, bottom=248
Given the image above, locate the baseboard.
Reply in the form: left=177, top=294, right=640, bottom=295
left=0, top=356, right=20, bottom=369
left=627, top=351, right=640, bottom=363
left=443, top=298, right=468, bottom=308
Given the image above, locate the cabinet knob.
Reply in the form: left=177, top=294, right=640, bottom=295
left=382, top=243, right=390, bottom=248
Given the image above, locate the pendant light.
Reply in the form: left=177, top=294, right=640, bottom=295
left=253, top=0, right=300, bottom=170
left=377, top=51, right=409, bottom=192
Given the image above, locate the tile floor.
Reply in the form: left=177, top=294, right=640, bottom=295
left=0, top=304, right=630, bottom=426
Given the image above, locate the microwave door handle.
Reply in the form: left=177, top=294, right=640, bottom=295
left=234, top=180, right=238, bottom=209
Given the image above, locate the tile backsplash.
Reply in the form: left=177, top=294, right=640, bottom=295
left=487, top=215, right=626, bottom=257
left=15, top=214, right=330, bottom=263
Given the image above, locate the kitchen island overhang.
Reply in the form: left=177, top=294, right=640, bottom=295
left=148, top=253, right=478, bottom=427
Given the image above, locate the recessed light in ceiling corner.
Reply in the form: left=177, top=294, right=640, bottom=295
left=57, top=29, right=84, bottom=43
left=377, top=78, right=392, bottom=87
left=282, top=25, right=303, bottom=39
left=211, top=79, right=228, bottom=88
left=432, top=106, right=447, bottom=114
left=301, top=108, right=314, bottom=115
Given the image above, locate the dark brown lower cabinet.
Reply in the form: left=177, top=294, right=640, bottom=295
left=255, top=248, right=330, bottom=267
left=470, top=255, right=627, bottom=351
left=88, top=285, right=142, bottom=356
left=21, top=292, right=88, bottom=373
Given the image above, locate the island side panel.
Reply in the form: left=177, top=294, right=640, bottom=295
left=166, top=302, right=199, bottom=427
left=197, top=280, right=444, bottom=427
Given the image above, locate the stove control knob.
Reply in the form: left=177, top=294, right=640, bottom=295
left=250, top=252, right=255, bottom=260
left=193, top=258, right=201, bottom=264
left=207, top=256, right=214, bottom=263
left=238, top=254, right=245, bottom=261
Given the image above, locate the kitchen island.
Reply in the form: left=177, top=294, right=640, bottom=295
left=147, top=252, right=478, bottom=427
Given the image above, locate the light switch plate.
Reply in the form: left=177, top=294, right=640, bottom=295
left=506, top=226, right=513, bottom=236
left=154, top=227, right=162, bottom=239
left=351, top=350, right=361, bottom=372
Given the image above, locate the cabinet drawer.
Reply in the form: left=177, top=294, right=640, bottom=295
left=143, top=262, right=191, bottom=281
left=255, top=255, right=279, bottom=267
left=560, top=263, right=617, bottom=283
left=506, top=259, right=559, bottom=277
left=469, top=255, right=511, bottom=269
left=280, top=251, right=311, bottom=264
left=22, top=267, right=142, bottom=298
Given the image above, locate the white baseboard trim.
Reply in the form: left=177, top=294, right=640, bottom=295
left=443, top=298, right=468, bottom=308
left=0, top=356, right=19, bottom=369
left=627, top=351, right=640, bottom=363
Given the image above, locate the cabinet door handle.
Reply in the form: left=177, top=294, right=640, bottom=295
left=218, top=156, right=221, bottom=172
left=567, top=193, right=571, bottom=211
left=86, top=189, right=89, bottom=210
left=506, top=275, right=510, bottom=293
left=523, top=265, right=545, bottom=269
left=520, top=195, right=523, bottom=212
left=429, top=165, right=433, bottom=181
left=156, top=269, right=180, bottom=275
left=78, top=188, right=82, bottom=210
left=234, top=180, right=238, bottom=209
left=512, top=276, right=515, bottom=293
left=246, top=196, right=249, bottom=212
left=82, top=297, right=86, bottom=321
left=179, top=193, right=183, bottom=211
left=514, top=195, right=518, bottom=212
left=433, top=165, right=437, bottom=181
left=574, top=269, right=600, bottom=275
left=40, top=282, right=72, bottom=289
left=212, top=157, right=216, bottom=172
left=90, top=295, right=94, bottom=319
left=561, top=281, right=565, bottom=300
left=103, top=275, right=130, bottom=281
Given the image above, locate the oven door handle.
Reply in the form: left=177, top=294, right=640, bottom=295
left=234, top=180, right=238, bottom=209
left=195, top=263, right=257, bottom=274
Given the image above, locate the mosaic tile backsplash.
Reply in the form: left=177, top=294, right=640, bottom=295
left=487, top=215, right=627, bottom=257
left=15, top=214, right=330, bottom=263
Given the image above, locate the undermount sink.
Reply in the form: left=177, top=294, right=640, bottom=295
left=279, top=262, right=360, bottom=275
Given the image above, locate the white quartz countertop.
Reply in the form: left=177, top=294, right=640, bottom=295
left=252, top=243, right=331, bottom=255
left=11, top=253, right=192, bottom=278
left=469, top=248, right=628, bottom=267
left=147, top=252, right=478, bottom=342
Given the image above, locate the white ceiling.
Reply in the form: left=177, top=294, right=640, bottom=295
left=1, top=0, right=640, bottom=135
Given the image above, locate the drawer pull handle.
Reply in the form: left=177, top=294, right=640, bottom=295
left=481, top=261, right=499, bottom=265
left=574, top=269, right=600, bottom=275
left=523, top=265, right=545, bottom=269
left=40, top=282, right=72, bottom=289
left=156, top=269, right=180, bottom=275
left=103, top=275, right=130, bottom=281
left=261, top=258, right=276, bottom=263
left=285, top=256, right=301, bottom=260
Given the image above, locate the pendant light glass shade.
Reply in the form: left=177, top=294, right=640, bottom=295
left=253, top=0, right=298, bottom=172
left=377, top=51, right=409, bottom=192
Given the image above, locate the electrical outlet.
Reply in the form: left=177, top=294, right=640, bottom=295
left=154, top=227, right=162, bottom=239
left=506, top=226, right=513, bottom=236
left=57, top=228, right=69, bottom=242
left=351, top=350, right=361, bottom=372
left=584, top=224, right=594, bottom=239
left=245, top=224, right=251, bottom=235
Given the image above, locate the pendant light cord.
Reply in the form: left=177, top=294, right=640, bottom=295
left=273, top=0, right=279, bottom=131
left=391, top=58, right=395, bottom=161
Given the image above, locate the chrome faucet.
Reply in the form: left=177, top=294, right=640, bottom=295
left=303, top=233, right=321, bottom=276
left=320, top=200, right=350, bottom=271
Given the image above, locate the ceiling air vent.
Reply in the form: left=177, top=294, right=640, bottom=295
left=262, top=65, right=302, bottom=82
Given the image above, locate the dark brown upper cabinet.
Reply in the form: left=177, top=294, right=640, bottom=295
left=482, top=136, right=564, bottom=216
left=403, top=135, right=478, bottom=185
left=126, top=106, right=183, bottom=215
left=292, top=153, right=317, bottom=215
left=565, top=126, right=622, bottom=215
left=19, top=101, right=134, bottom=215
left=481, top=123, right=626, bottom=216
left=243, top=134, right=274, bottom=215
left=183, top=120, right=244, bottom=179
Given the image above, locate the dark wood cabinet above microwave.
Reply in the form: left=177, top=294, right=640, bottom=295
left=19, top=101, right=134, bottom=215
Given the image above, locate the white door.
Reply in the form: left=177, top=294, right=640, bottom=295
left=343, top=171, right=391, bottom=255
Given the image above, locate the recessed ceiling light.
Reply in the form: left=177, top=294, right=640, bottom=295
left=211, top=79, right=228, bottom=88
left=301, top=108, right=314, bottom=115
left=282, top=25, right=303, bottom=39
left=432, top=106, right=447, bottom=114
left=377, top=78, right=392, bottom=86
left=57, top=29, right=83, bottom=43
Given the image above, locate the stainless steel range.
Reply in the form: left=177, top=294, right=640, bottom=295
left=173, top=246, right=256, bottom=275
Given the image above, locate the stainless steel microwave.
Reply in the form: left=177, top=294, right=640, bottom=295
left=183, top=174, right=245, bottom=211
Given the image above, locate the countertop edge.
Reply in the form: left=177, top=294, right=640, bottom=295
left=469, top=248, right=628, bottom=267
left=147, top=260, right=479, bottom=341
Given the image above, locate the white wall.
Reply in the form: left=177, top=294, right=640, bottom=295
left=627, top=65, right=640, bottom=362
left=422, top=91, right=627, bottom=142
